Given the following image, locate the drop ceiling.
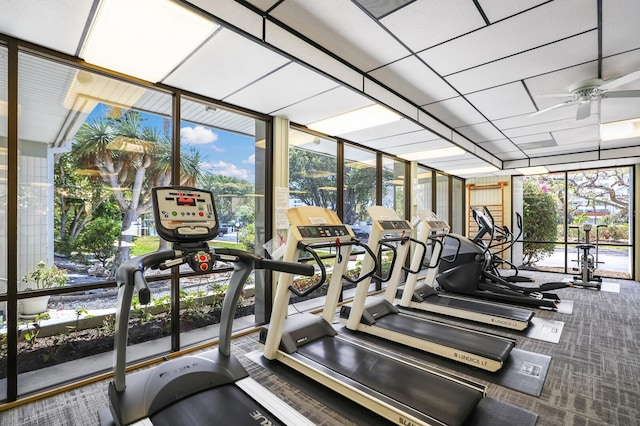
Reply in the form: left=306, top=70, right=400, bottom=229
left=1, top=0, right=639, bottom=177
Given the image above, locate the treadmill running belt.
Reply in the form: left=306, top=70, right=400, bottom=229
left=375, top=314, right=514, bottom=361
left=298, top=336, right=482, bottom=426
left=424, top=294, right=534, bottom=322
left=150, top=384, right=282, bottom=426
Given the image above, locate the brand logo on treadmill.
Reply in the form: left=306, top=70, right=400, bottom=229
left=453, top=352, right=487, bottom=367
left=250, top=410, right=273, bottom=425
left=490, top=318, right=518, bottom=327
left=399, top=416, right=418, bottom=426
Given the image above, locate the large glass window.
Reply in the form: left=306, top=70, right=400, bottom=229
left=382, top=156, right=405, bottom=218
left=452, top=177, right=463, bottom=233
left=178, top=96, right=267, bottom=343
left=15, top=52, right=175, bottom=394
left=415, top=166, right=433, bottom=215
left=436, top=173, right=449, bottom=223
left=0, top=43, right=7, bottom=402
left=522, top=168, right=632, bottom=279
left=288, top=129, right=337, bottom=209
left=344, top=145, right=377, bottom=239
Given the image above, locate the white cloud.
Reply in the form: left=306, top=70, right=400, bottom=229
left=243, top=154, right=255, bottom=165
left=180, top=125, right=219, bottom=146
left=204, top=160, right=251, bottom=180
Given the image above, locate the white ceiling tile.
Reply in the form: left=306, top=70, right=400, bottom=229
left=477, top=139, right=522, bottom=154
left=272, top=86, right=373, bottom=125
left=602, top=0, right=640, bottom=56
left=381, top=0, right=485, bottom=52
left=0, top=0, right=94, bottom=55
left=422, top=97, right=486, bottom=128
left=339, top=118, right=424, bottom=144
left=368, top=56, right=458, bottom=105
left=510, top=133, right=554, bottom=145
left=364, top=78, right=417, bottom=119
left=601, top=49, right=640, bottom=82
left=386, top=138, right=455, bottom=155
left=466, top=82, right=537, bottom=120
left=164, top=29, right=290, bottom=100
left=364, top=130, right=444, bottom=151
left=445, top=31, right=598, bottom=94
left=224, top=63, right=339, bottom=114
left=270, top=0, right=410, bottom=71
left=601, top=98, right=640, bottom=124
left=502, top=115, right=600, bottom=138
left=420, top=0, right=596, bottom=76
left=478, top=0, right=549, bottom=23
left=526, top=140, right=599, bottom=157
left=600, top=137, right=640, bottom=150
left=186, top=0, right=264, bottom=40
left=265, top=21, right=364, bottom=90
left=552, top=125, right=599, bottom=145
left=456, top=122, right=505, bottom=143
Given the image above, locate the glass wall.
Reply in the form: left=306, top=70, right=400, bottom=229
left=344, top=145, right=377, bottom=239
left=436, top=172, right=449, bottom=223
left=522, top=168, right=633, bottom=279
left=1, top=49, right=271, bottom=398
left=452, top=177, right=463, bottom=233
left=381, top=156, right=405, bottom=218
left=178, top=96, right=267, bottom=343
left=0, top=43, right=7, bottom=402
left=15, top=52, right=175, bottom=394
left=289, top=128, right=337, bottom=210
left=415, top=166, right=433, bottom=215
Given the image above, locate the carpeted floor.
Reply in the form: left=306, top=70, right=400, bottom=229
left=1, top=271, right=638, bottom=425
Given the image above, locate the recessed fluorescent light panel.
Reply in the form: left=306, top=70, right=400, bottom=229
left=446, top=165, right=499, bottom=176
left=601, top=118, right=640, bottom=141
left=308, top=104, right=402, bottom=136
left=516, top=166, right=549, bottom=175
left=398, top=147, right=465, bottom=161
left=81, top=0, right=217, bottom=82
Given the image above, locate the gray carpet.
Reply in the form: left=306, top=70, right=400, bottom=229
left=1, top=271, right=639, bottom=425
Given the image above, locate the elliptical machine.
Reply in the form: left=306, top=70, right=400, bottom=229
left=570, top=222, right=606, bottom=289
left=436, top=208, right=571, bottom=309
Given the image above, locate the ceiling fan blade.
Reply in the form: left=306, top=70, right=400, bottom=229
left=529, top=100, right=575, bottom=117
left=576, top=101, right=592, bottom=120
left=599, top=71, right=640, bottom=91
left=602, top=90, right=640, bottom=98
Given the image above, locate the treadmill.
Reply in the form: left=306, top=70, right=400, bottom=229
left=398, top=211, right=534, bottom=331
left=260, top=206, right=486, bottom=426
left=340, top=206, right=516, bottom=373
left=99, top=186, right=316, bottom=426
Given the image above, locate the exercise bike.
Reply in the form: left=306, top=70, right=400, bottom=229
left=570, top=222, right=607, bottom=290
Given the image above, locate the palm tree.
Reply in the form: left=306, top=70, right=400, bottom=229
left=71, top=107, right=203, bottom=274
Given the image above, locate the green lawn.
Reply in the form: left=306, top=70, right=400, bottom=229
left=130, top=235, right=244, bottom=256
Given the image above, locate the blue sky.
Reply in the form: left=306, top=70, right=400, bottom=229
left=88, top=104, right=257, bottom=183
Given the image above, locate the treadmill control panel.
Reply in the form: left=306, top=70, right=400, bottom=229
left=297, top=225, right=350, bottom=239
left=378, top=220, right=411, bottom=231
left=152, top=186, right=219, bottom=242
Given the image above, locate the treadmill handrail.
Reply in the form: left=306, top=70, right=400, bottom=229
left=402, top=237, right=429, bottom=274
left=113, top=247, right=314, bottom=392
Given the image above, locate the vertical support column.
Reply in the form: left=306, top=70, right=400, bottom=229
left=634, top=164, right=639, bottom=280
left=266, top=116, right=290, bottom=321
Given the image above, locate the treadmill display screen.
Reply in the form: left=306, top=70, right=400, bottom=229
left=297, top=225, right=350, bottom=238
left=379, top=220, right=410, bottom=231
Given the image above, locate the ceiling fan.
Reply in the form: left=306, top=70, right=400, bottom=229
left=532, top=70, right=640, bottom=120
